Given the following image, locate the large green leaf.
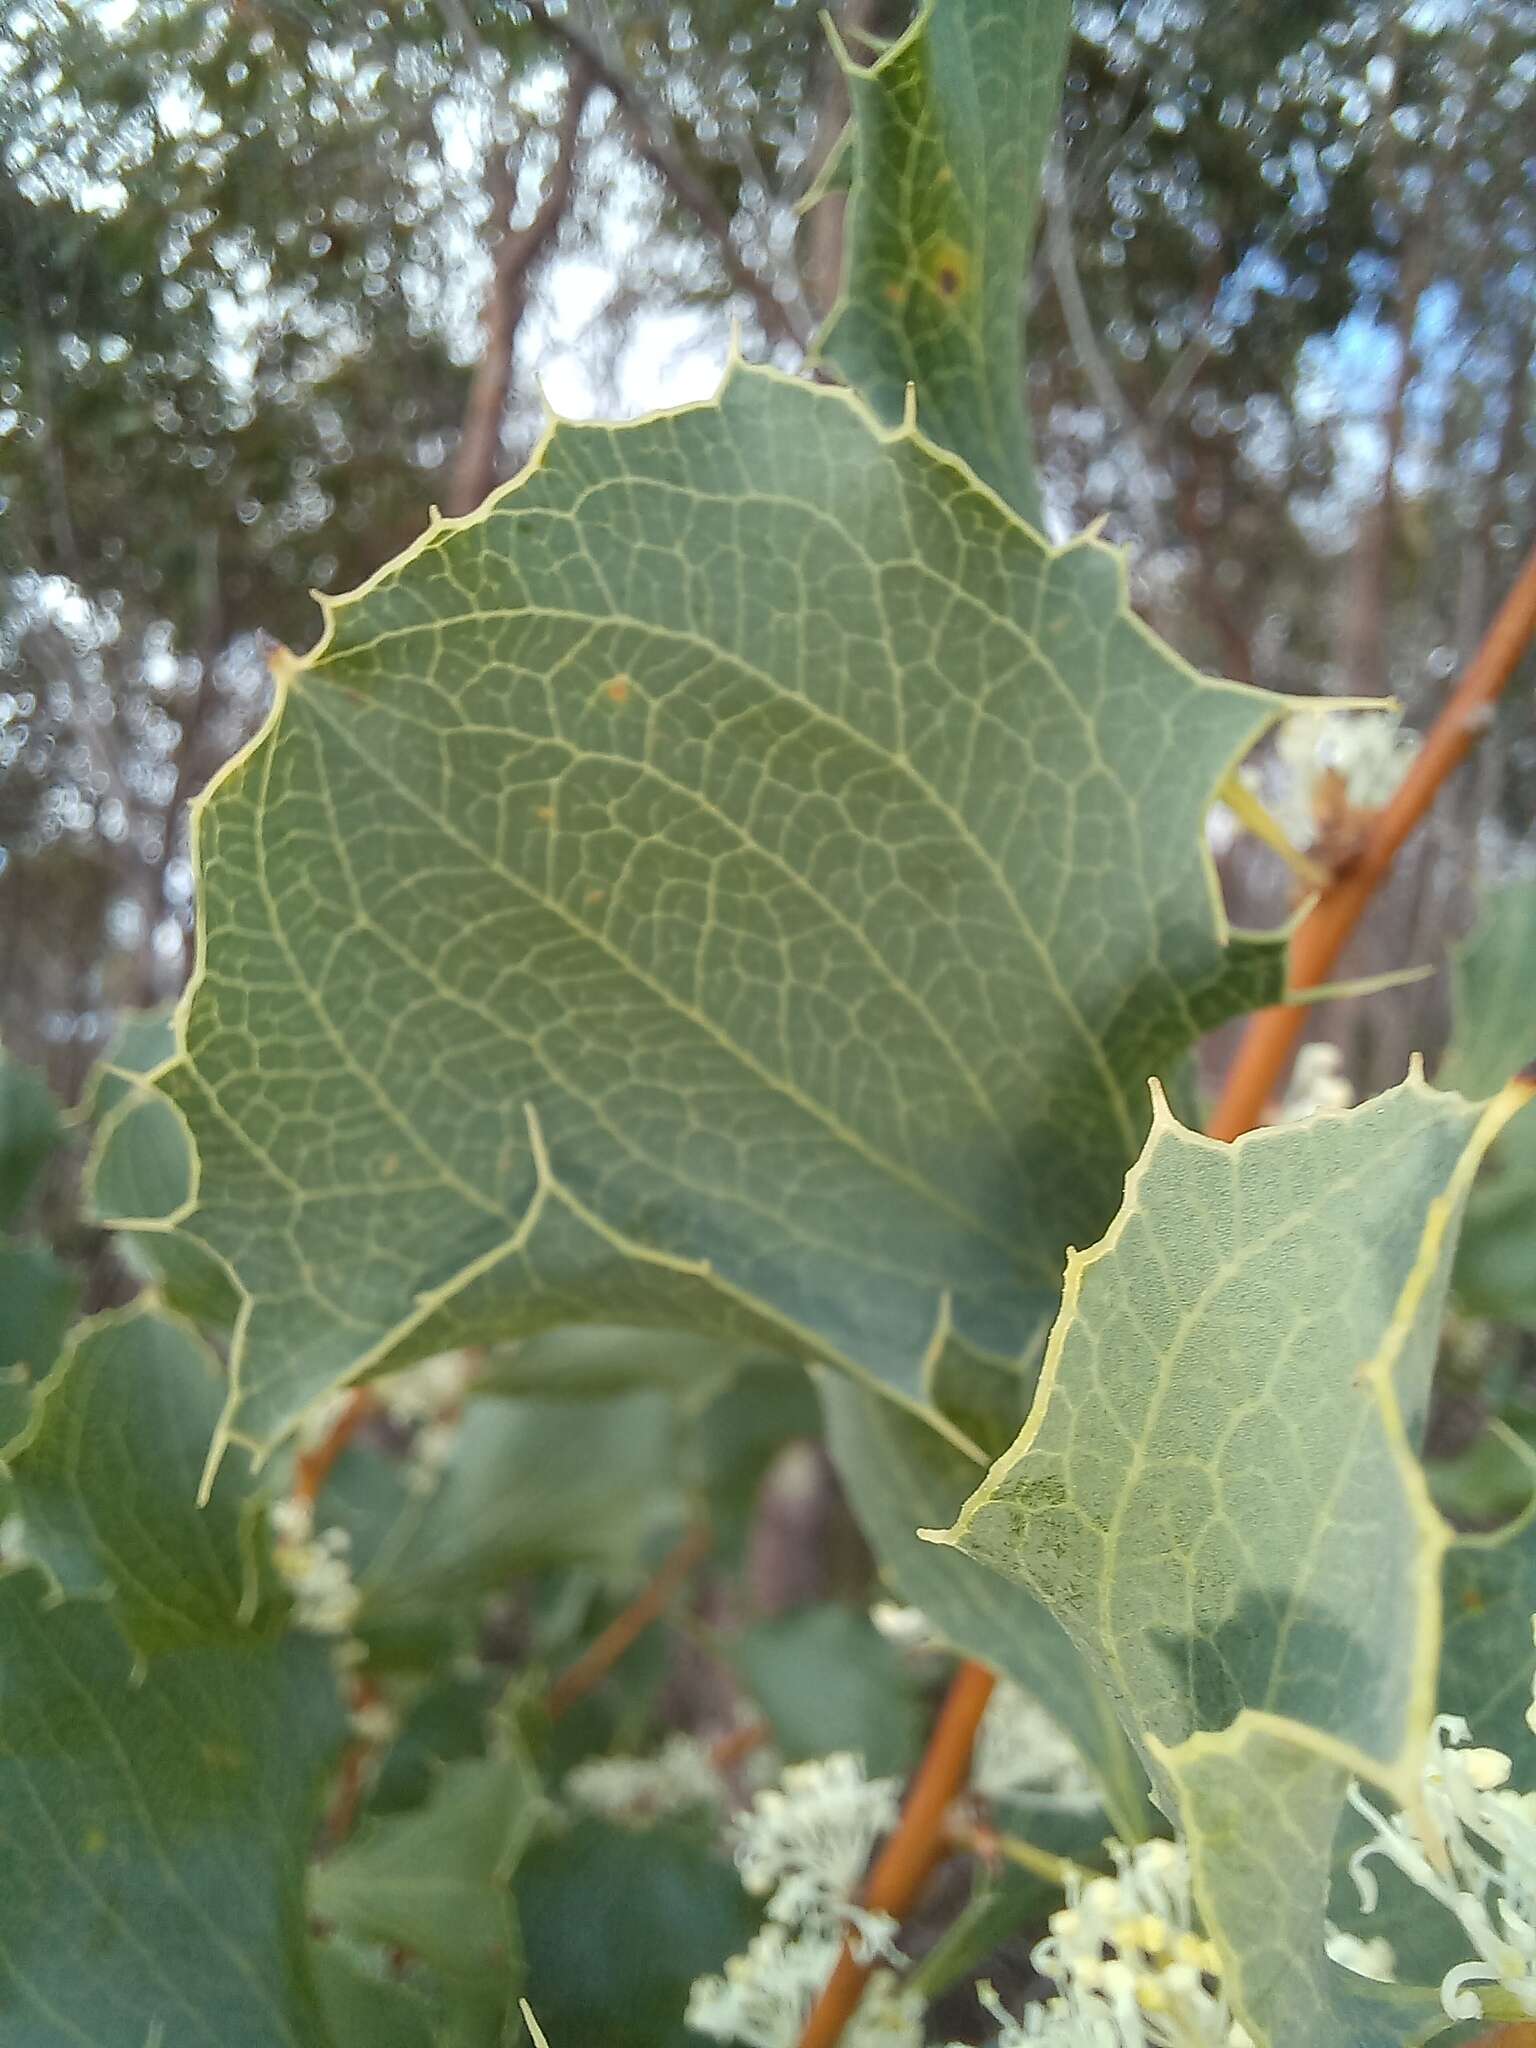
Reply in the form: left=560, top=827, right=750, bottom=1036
left=0, top=1302, right=346, bottom=2045
left=102, top=365, right=1285, bottom=1466
left=817, top=0, right=1072, bottom=523
left=1441, top=881, right=1536, bottom=1328
left=934, top=1078, right=1516, bottom=2047
left=821, top=1376, right=1152, bottom=1842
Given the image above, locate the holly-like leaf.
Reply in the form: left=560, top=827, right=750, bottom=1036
left=102, top=365, right=1286, bottom=1467
left=821, top=1376, right=1152, bottom=1842
left=933, top=1078, right=1518, bottom=2047
left=817, top=0, right=1072, bottom=524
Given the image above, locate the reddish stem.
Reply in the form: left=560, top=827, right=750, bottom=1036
left=1209, top=541, right=1536, bottom=1142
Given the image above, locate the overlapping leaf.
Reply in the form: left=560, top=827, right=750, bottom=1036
left=817, top=0, right=1072, bottom=523
left=102, top=364, right=1286, bottom=1463
left=934, top=1077, right=1517, bottom=2045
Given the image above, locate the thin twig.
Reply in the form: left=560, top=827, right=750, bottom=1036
left=795, top=1660, right=996, bottom=2048
left=447, top=55, right=595, bottom=514
left=293, top=1388, right=376, bottom=1506
left=547, top=1522, right=713, bottom=1719
left=1209, top=539, right=1536, bottom=1142
left=519, top=0, right=806, bottom=352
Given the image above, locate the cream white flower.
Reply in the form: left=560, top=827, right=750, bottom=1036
left=565, top=1735, right=724, bottom=1825
left=869, top=1602, right=940, bottom=1652
left=378, top=1350, right=475, bottom=1425
left=1323, top=1922, right=1396, bottom=1983
left=1279, top=1041, right=1354, bottom=1122
left=1349, top=1712, right=1536, bottom=2021
left=971, top=1682, right=1100, bottom=1813
left=734, top=1753, right=900, bottom=1937
left=1030, top=1839, right=1253, bottom=2048
left=1274, top=708, right=1420, bottom=849
left=269, top=1494, right=361, bottom=1636
left=685, top=1926, right=924, bottom=2048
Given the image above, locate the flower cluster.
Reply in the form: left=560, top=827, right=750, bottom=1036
left=687, top=1928, right=925, bottom=2048
left=1005, top=1839, right=1253, bottom=2048
left=269, top=1494, right=360, bottom=1636
left=1349, top=1710, right=1536, bottom=2021
left=565, top=1734, right=725, bottom=1826
left=1273, top=708, right=1421, bottom=851
left=686, top=1753, right=915, bottom=2047
left=378, top=1350, right=474, bottom=1496
left=971, top=1682, right=1101, bottom=1814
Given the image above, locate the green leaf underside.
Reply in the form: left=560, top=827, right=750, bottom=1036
left=818, top=0, right=1072, bottom=524
left=112, top=364, right=1282, bottom=1462
left=936, top=1079, right=1510, bottom=2047
left=941, top=1080, right=1491, bottom=1779
left=0, top=1570, right=344, bottom=2048
left=820, top=1373, right=1151, bottom=1840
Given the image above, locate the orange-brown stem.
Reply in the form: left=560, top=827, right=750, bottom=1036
left=796, top=1659, right=996, bottom=2048
left=294, top=1388, right=376, bottom=1506
left=1209, top=541, right=1536, bottom=1142
left=547, top=1522, right=712, bottom=1720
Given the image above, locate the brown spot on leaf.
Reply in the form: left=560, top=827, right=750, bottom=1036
left=604, top=675, right=631, bottom=704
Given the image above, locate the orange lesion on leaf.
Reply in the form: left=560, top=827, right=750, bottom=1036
left=923, top=235, right=971, bottom=302
left=536, top=804, right=556, bottom=824
left=603, top=674, right=632, bottom=705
